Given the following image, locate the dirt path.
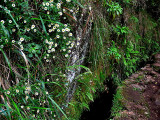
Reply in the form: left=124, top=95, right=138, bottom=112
left=114, top=54, right=160, bottom=120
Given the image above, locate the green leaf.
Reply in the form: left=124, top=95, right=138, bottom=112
left=86, top=92, right=93, bottom=101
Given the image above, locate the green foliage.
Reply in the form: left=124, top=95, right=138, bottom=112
left=113, top=25, right=129, bottom=36
left=104, top=1, right=123, bottom=19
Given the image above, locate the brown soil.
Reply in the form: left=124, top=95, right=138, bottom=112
left=114, top=54, right=160, bottom=120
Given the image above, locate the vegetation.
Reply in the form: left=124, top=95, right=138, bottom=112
left=0, top=0, right=160, bottom=120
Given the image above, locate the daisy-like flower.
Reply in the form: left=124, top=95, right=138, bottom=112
left=47, top=11, right=50, bottom=14
left=7, top=91, right=10, bottom=94
left=12, top=40, right=15, bottom=43
left=49, top=29, right=52, bottom=33
left=63, top=49, right=66, bottom=51
left=68, top=33, right=73, bottom=37
left=25, top=86, right=31, bottom=91
left=47, top=79, right=50, bottom=82
left=24, top=20, right=27, bottom=23
left=57, top=3, right=61, bottom=9
left=9, top=20, right=12, bottom=23
left=0, top=45, right=4, bottom=48
left=27, top=106, right=30, bottom=110
left=25, top=91, right=29, bottom=94
left=77, top=42, right=80, bottom=45
left=57, top=29, right=60, bottom=32
left=42, top=2, right=45, bottom=6
left=63, top=9, right=66, bottom=13
left=16, top=89, right=19, bottom=93
left=1, top=20, right=5, bottom=24
left=12, top=3, right=15, bottom=7
left=12, top=28, right=16, bottom=32
left=46, top=59, right=49, bottom=62
left=21, top=105, right=24, bottom=109
left=64, top=24, right=67, bottom=27
left=68, top=50, right=71, bottom=53
left=56, top=35, right=60, bottom=38
left=34, top=29, right=37, bottom=32
left=53, top=56, right=55, bottom=59
left=63, top=36, right=66, bottom=39
left=37, top=109, right=40, bottom=113
left=50, top=4, right=53, bottom=7
left=48, top=50, right=51, bottom=53
left=62, top=29, right=65, bottom=32
left=44, top=56, right=47, bottom=59
left=46, top=54, right=49, bottom=57
left=26, top=28, right=30, bottom=32
left=46, top=91, right=49, bottom=94
left=66, top=0, right=71, bottom=2
left=44, top=7, right=47, bottom=10
left=58, top=12, right=63, bottom=16
left=65, top=54, right=69, bottom=57
left=35, top=92, right=38, bottom=96
left=51, top=48, right=55, bottom=52
left=18, top=41, right=21, bottom=45
left=55, top=24, right=59, bottom=27
left=63, top=17, right=66, bottom=19
left=48, top=24, right=51, bottom=27
left=31, top=25, right=35, bottom=29
left=26, top=96, right=29, bottom=100
left=65, top=28, right=70, bottom=32
left=46, top=2, right=49, bottom=6
left=20, top=37, right=24, bottom=42
left=55, top=43, right=58, bottom=47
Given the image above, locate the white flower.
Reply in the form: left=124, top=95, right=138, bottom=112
left=77, top=37, right=81, bottom=40
left=56, top=35, right=60, bottom=38
left=46, top=2, right=49, bottom=6
left=1, top=20, right=4, bottom=24
left=55, top=43, right=58, bottom=47
left=12, top=28, right=16, bottom=32
left=44, top=7, right=47, bottom=10
left=64, top=24, right=67, bottom=27
left=26, top=96, right=29, bottom=100
left=31, top=25, right=35, bottom=29
left=63, top=17, right=66, bottom=19
left=26, top=28, right=30, bottom=32
left=77, top=42, right=80, bottom=45
left=34, top=29, right=37, bottom=32
left=49, top=29, right=52, bottom=32
left=58, top=12, right=63, bottom=16
left=21, top=106, right=24, bottom=109
left=53, top=56, right=55, bottom=59
left=37, top=109, right=40, bottom=113
left=20, top=37, right=24, bottom=42
left=65, top=54, right=69, bottom=57
left=50, top=4, right=53, bottom=7
left=63, top=36, right=66, bottom=39
left=0, top=45, right=4, bottom=48
left=68, top=50, right=71, bottom=53
left=57, top=3, right=61, bottom=9
left=16, top=89, right=19, bottom=93
left=66, top=0, right=71, bottom=2
left=46, top=54, right=49, bottom=57
left=65, top=28, right=70, bottom=32
left=48, top=24, right=51, bottom=27
left=9, top=20, right=12, bottom=23
left=48, top=50, right=51, bottom=53
left=47, top=79, right=50, bottom=82
left=35, top=92, right=38, bottom=96
left=46, top=91, right=48, bottom=94
left=57, top=29, right=60, bottom=32
left=24, top=20, right=27, bottom=23
left=62, top=29, right=65, bottom=32
left=7, top=91, right=10, bottom=94
left=12, top=40, right=15, bottom=43
left=12, top=4, right=15, bottom=7
left=25, top=91, right=29, bottom=94
left=25, top=86, right=31, bottom=91
left=51, top=48, right=55, bottom=52
left=63, top=49, right=66, bottom=51
left=63, top=9, right=66, bottom=12
left=55, top=24, right=59, bottom=27
left=47, top=11, right=50, bottom=14
left=27, top=107, right=30, bottom=110
left=68, top=33, right=73, bottom=37
left=42, top=2, right=45, bottom=6
left=46, top=59, right=49, bottom=62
